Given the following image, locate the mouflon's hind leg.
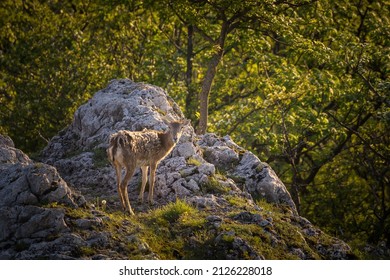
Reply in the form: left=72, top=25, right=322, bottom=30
left=148, top=163, right=157, bottom=205
left=113, top=163, right=126, bottom=211
left=138, top=166, right=149, bottom=203
left=121, top=165, right=136, bottom=215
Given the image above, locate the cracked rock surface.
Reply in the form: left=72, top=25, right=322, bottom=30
left=0, top=135, right=85, bottom=259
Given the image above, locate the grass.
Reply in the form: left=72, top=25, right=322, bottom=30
left=137, top=199, right=207, bottom=259
left=134, top=198, right=320, bottom=259
left=186, top=156, right=202, bottom=166
left=151, top=199, right=200, bottom=225
left=225, top=195, right=251, bottom=208
left=201, top=175, right=230, bottom=194
left=65, top=206, right=95, bottom=220
left=39, top=193, right=353, bottom=260
left=73, top=246, right=97, bottom=258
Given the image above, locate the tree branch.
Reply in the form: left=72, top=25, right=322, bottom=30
left=168, top=1, right=216, bottom=44
left=327, top=111, right=389, bottom=162
left=227, top=107, right=263, bottom=135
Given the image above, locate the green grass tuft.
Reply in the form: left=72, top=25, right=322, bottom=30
left=186, top=156, right=202, bottom=166
left=149, top=199, right=199, bottom=225
left=201, top=176, right=230, bottom=194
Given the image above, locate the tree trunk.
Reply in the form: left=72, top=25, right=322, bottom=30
left=290, top=183, right=301, bottom=214
left=197, top=52, right=223, bottom=134
left=197, top=22, right=229, bottom=134
left=185, top=25, right=195, bottom=117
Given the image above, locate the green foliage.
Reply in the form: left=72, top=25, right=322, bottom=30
left=1, top=0, right=389, bottom=256
left=186, top=156, right=202, bottom=167
left=200, top=175, right=230, bottom=195
left=73, top=246, right=97, bottom=258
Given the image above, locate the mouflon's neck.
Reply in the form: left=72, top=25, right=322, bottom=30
left=158, top=130, right=176, bottom=150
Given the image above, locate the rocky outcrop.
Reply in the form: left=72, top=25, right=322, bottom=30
left=40, top=79, right=296, bottom=213
left=0, top=135, right=85, bottom=259
left=197, top=133, right=296, bottom=211
left=0, top=79, right=354, bottom=259
left=0, top=134, right=31, bottom=165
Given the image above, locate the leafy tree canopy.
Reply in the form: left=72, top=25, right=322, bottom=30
left=1, top=0, right=389, bottom=257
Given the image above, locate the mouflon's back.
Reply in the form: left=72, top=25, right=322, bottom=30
left=107, top=129, right=174, bottom=167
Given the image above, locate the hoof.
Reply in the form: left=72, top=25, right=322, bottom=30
left=123, top=208, right=135, bottom=216
left=129, top=207, right=135, bottom=215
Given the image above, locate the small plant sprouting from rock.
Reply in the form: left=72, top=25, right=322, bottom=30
left=201, top=175, right=230, bottom=195
left=186, top=156, right=202, bottom=167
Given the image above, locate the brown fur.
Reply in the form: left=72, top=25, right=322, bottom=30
left=107, top=120, right=189, bottom=215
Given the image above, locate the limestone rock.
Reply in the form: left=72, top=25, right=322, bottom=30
left=0, top=134, right=86, bottom=259
left=198, top=133, right=296, bottom=211
left=0, top=162, right=83, bottom=208
left=0, top=135, right=31, bottom=166
left=234, top=151, right=297, bottom=211
left=214, top=230, right=265, bottom=260
left=40, top=79, right=198, bottom=205
left=41, top=79, right=185, bottom=159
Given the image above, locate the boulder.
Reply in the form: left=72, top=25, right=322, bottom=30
left=214, top=230, right=265, bottom=260
left=0, top=161, right=83, bottom=209
left=0, top=134, right=85, bottom=259
left=198, top=133, right=297, bottom=211
left=0, top=135, right=31, bottom=166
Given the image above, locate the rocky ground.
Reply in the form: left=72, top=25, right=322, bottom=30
left=0, top=79, right=355, bottom=259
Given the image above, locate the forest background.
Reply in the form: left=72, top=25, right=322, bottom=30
left=0, top=0, right=389, bottom=258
